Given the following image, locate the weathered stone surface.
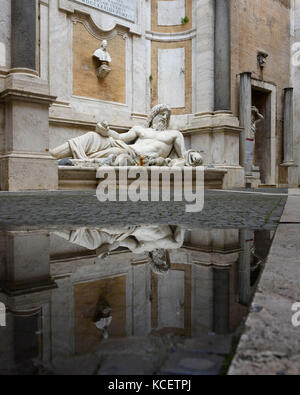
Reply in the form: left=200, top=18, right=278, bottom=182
left=0, top=0, right=11, bottom=68
left=230, top=351, right=300, bottom=376
left=159, top=352, right=224, bottom=375
left=158, top=48, right=185, bottom=108
left=157, top=0, right=185, bottom=26
left=51, top=354, right=100, bottom=375
left=11, top=0, right=37, bottom=70
left=282, top=88, right=294, bottom=166
left=178, top=335, right=234, bottom=355
left=97, top=355, right=156, bottom=375
left=151, top=40, right=193, bottom=115
left=214, top=0, right=231, bottom=111
left=280, top=194, right=300, bottom=223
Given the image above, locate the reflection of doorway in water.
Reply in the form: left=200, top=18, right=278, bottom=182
left=14, top=310, right=42, bottom=371
left=252, top=88, right=271, bottom=185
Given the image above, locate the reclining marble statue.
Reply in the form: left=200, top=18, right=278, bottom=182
left=50, top=104, right=203, bottom=168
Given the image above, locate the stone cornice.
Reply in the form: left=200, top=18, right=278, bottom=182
left=145, top=29, right=196, bottom=42
left=49, top=116, right=131, bottom=132
left=0, top=89, right=57, bottom=104
left=0, top=152, right=55, bottom=160
left=182, top=125, right=243, bottom=136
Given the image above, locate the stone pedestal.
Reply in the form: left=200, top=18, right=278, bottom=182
left=0, top=230, right=56, bottom=295
left=0, top=0, right=58, bottom=191
left=0, top=228, right=56, bottom=369
left=0, top=230, right=55, bottom=373
left=57, top=166, right=227, bottom=191
left=97, top=64, right=111, bottom=79
left=245, top=139, right=261, bottom=188
left=185, top=112, right=244, bottom=188
left=0, top=73, right=58, bottom=191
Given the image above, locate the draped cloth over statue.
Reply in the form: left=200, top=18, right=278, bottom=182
left=68, top=132, right=137, bottom=160
left=55, top=225, right=185, bottom=254
left=55, top=227, right=137, bottom=251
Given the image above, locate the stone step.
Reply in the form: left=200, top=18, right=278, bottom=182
left=258, top=184, right=277, bottom=189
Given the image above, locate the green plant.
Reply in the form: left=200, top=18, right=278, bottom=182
left=181, top=16, right=189, bottom=25
left=149, top=74, right=153, bottom=82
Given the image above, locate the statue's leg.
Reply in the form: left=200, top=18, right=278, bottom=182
left=50, top=143, right=72, bottom=159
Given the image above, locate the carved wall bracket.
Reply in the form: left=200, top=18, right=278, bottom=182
left=257, top=50, right=269, bottom=69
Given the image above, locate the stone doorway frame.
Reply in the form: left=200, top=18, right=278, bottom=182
left=251, top=79, right=276, bottom=186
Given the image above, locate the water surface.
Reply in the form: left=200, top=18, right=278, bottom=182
left=0, top=190, right=287, bottom=375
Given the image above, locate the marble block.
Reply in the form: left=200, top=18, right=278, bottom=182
left=158, top=0, right=186, bottom=26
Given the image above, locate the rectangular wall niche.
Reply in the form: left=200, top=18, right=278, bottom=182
left=73, top=0, right=136, bottom=22
left=158, top=48, right=185, bottom=108
left=157, top=0, right=186, bottom=26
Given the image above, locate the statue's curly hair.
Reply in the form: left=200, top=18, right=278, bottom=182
left=147, top=104, right=171, bottom=128
left=148, top=249, right=171, bottom=275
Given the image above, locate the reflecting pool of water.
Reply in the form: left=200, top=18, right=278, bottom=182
left=0, top=191, right=287, bottom=375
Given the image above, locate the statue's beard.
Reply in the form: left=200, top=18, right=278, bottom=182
left=154, top=119, right=167, bottom=131
left=148, top=249, right=170, bottom=275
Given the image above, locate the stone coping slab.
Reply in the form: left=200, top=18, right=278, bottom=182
left=228, top=192, right=300, bottom=375
left=281, top=189, right=300, bottom=223
left=58, top=166, right=227, bottom=191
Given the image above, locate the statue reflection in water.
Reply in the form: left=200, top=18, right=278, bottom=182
left=93, top=298, right=112, bottom=340
left=55, top=225, right=184, bottom=275
left=55, top=225, right=184, bottom=340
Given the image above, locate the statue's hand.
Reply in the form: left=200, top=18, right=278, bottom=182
left=96, top=121, right=110, bottom=137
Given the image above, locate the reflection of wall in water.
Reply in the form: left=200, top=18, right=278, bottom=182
left=0, top=228, right=270, bottom=372
left=0, top=231, right=55, bottom=374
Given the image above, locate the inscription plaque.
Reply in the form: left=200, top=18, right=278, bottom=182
left=74, top=0, right=136, bottom=22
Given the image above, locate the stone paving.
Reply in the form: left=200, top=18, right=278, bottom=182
left=22, top=333, right=236, bottom=376
left=0, top=189, right=287, bottom=230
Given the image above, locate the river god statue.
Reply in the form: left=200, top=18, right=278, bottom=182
left=50, top=104, right=203, bottom=168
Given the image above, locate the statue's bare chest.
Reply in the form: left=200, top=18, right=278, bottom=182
left=138, top=129, right=175, bottom=144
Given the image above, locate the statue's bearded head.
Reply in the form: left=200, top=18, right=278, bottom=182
left=148, top=249, right=171, bottom=275
left=148, top=104, right=171, bottom=131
